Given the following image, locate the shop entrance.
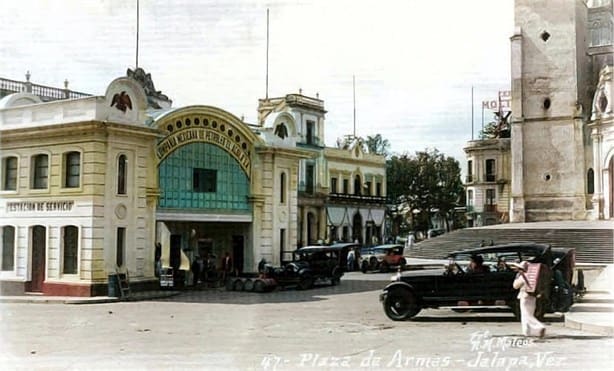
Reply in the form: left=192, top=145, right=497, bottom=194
left=30, top=225, right=46, bottom=292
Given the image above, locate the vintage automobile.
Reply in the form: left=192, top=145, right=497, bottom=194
left=265, top=243, right=354, bottom=289
left=360, top=244, right=406, bottom=273
left=380, top=243, right=575, bottom=320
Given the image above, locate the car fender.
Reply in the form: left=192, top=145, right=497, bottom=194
left=382, top=281, right=415, bottom=295
left=298, top=267, right=313, bottom=276
left=379, top=281, right=419, bottom=305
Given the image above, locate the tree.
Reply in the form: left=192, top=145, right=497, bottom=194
left=386, top=149, right=464, bottom=235
left=365, top=134, right=390, bottom=157
left=480, top=111, right=511, bottom=139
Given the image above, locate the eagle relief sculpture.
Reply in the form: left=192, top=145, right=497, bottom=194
left=110, top=91, right=132, bottom=113
left=274, top=123, right=288, bottom=139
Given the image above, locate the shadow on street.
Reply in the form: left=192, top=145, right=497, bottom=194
left=154, top=279, right=389, bottom=305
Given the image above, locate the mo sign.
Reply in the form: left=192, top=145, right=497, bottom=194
left=482, top=90, right=511, bottom=111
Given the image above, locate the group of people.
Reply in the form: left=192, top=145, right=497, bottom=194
left=190, top=252, right=234, bottom=286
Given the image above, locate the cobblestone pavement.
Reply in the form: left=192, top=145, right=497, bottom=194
left=1, top=277, right=612, bottom=371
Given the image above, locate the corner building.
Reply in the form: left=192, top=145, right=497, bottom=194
left=1, top=69, right=385, bottom=296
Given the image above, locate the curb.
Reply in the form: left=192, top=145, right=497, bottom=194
left=0, top=290, right=180, bottom=305
left=564, top=313, right=614, bottom=336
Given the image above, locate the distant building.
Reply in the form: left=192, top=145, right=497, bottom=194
left=464, top=137, right=511, bottom=227
left=465, top=0, right=613, bottom=224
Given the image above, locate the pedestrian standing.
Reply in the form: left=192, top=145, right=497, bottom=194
left=190, top=256, right=201, bottom=286
left=512, top=261, right=546, bottom=337
left=347, top=248, right=355, bottom=272
left=222, top=252, right=233, bottom=281
left=405, top=233, right=415, bottom=250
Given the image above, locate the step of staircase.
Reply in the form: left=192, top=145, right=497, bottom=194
left=407, top=227, right=613, bottom=264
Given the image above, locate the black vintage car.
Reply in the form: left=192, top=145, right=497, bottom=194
left=380, top=243, right=575, bottom=320
left=266, top=243, right=355, bottom=290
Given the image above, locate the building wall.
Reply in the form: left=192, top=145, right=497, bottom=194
left=511, top=0, right=591, bottom=222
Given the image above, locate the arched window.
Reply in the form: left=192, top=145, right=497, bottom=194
left=117, top=154, right=127, bottom=195
left=587, top=168, right=595, bottom=194
left=280, top=172, right=286, bottom=204
left=63, top=226, right=79, bottom=274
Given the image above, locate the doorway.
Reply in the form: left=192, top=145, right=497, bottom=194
left=352, top=212, right=363, bottom=243
left=30, top=225, right=46, bottom=292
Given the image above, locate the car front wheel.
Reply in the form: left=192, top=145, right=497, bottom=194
left=298, top=274, right=314, bottom=290
left=369, top=257, right=379, bottom=270
left=383, top=287, right=421, bottom=321
left=361, top=260, right=369, bottom=273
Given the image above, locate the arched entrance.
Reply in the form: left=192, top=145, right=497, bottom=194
left=352, top=212, right=362, bottom=243
left=29, top=225, right=46, bottom=292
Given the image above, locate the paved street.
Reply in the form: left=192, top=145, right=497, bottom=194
left=1, top=274, right=612, bottom=370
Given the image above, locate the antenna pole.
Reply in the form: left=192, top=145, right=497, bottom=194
left=136, top=0, right=140, bottom=69
left=353, top=75, right=356, bottom=137
left=266, top=8, right=269, bottom=99
left=471, top=85, right=474, bottom=140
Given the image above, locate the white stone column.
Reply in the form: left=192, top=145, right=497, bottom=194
left=591, top=130, right=604, bottom=219
left=510, top=27, right=525, bottom=223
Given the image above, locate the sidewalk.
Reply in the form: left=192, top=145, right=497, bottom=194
left=0, top=289, right=180, bottom=304
left=565, top=264, right=614, bottom=336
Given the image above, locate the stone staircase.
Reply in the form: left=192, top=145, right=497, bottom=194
left=407, top=227, right=613, bottom=264
left=565, top=265, right=614, bottom=335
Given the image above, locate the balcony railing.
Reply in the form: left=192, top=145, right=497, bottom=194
left=0, top=77, right=91, bottom=101
left=328, top=193, right=387, bottom=204
left=285, top=94, right=325, bottom=110
left=484, top=173, right=496, bottom=182
left=483, top=204, right=497, bottom=212
left=465, top=174, right=474, bottom=183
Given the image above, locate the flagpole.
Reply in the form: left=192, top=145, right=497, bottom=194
left=266, top=8, right=269, bottom=99
left=136, top=0, right=140, bottom=69
left=353, top=75, right=356, bottom=138
left=471, top=85, right=474, bottom=140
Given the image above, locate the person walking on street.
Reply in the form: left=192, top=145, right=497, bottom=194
left=512, top=261, right=546, bottom=338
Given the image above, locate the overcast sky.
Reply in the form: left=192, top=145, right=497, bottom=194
left=1, top=0, right=514, bottom=167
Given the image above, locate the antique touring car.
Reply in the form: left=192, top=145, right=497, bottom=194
left=379, top=243, right=575, bottom=320
left=264, top=243, right=355, bottom=290
left=360, top=244, right=406, bottom=273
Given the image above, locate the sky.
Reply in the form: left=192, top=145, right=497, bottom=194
left=1, top=0, right=514, bottom=169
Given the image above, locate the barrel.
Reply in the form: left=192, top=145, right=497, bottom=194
left=243, top=278, right=254, bottom=292
left=233, top=278, right=245, bottom=291
left=253, top=278, right=277, bottom=293
left=225, top=277, right=237, bottom=291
